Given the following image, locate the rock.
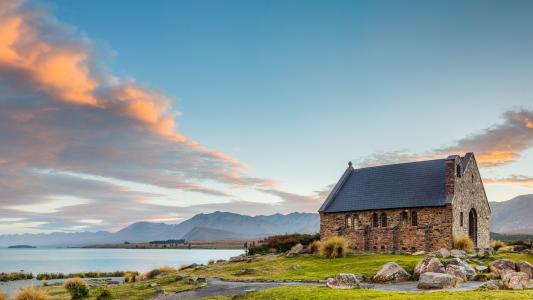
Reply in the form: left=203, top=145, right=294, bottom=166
left=229, top=255, right=247, bottom=262
left=354, top=274, right=364, bottom=282
left=515, top=261, right=533, bottom=279
left=174, top=275, right=184, bottom=281
left=290, top=264, right=302, bottom=270
left=412, top=251, right=426, bottom=256
left=417, top=272, right=458, bottom=289
left=501, top=271, right=531, bottom=290
left=372, top=262, right=411, bottom=283
left=148, top=283, right=158, bottom=287
left=477, top=248, right=493, bottom=257
left=235, top=268, right=256, bottom=276
left=489, top=259, right=516, bottom=278
left=442, top=258, right=476, bottom=279
left=450, top=250, right=467, bottom=258
left=188, top=278, right=197, bottom=284
left=414, top=257, right=444, bottom=276
left=435, top=248, right=450, bottom=258
left=445, top=264, right=467, bottom=283
left=286, top=252, right=298, bottom=258
left=196, top=277, right=207, bottom=283
left=180, top=263, right=198, bottom=270
left=154, top=288, right=165, bottom=298
left=216, top=259, right=226, bottom=264
left=475, top=266, right=488, bottom=273
left=480, top=279, right=502, bottom=289
left=326, top=273, right=361, bottom=289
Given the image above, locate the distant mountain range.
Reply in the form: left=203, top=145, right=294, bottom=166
left=0, top=194, right=531, bottom=247
left=0, top=212, right=319, bottom=247
left=490, top=194, right=533, bottom=234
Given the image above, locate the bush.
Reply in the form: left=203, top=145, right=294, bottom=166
left=319, top=236, right=348, bottom=259
left=94, top=287, right=112, bottom=300
left=63, top=277, right=89, bottom=300
left=248, top=233, right=320, bottom=255
left=124, top=272, right=138, bottom=283
left=143, top=269, right=161, bottom=280
left=453, top=234, right=474, bottom=251
left=0, top=272, right=34, bottom=281
left=490, top=240, right=506, bottom=251
left=309, top=240, right=322, bottom=254
left=14, top=287, right=48, bottom=300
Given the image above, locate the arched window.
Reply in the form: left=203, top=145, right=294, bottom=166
left=372, top=213, right=379, bottom=227
left=411, top=211, right=418, bottom=226
left=380, top=213, right=387, bottom=227
left=400, top=211, right=408, bottom=225
left=345, top=215, right=352, bottom=228
left=456, top=164, right=462, bottom=177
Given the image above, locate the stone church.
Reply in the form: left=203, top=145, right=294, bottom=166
left=319, top=153, right=491, bottom=252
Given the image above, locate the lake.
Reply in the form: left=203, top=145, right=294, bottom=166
left=0, top=248, right=244, bottom=273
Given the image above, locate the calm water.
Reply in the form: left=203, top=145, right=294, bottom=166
left=0, top=248, right=243, bottom=273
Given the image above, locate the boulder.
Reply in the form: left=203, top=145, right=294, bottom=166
left=450, top=249, right=467, bottom=258
left=196, top=277, right=207, bottom=284
left=489, top=259, right=516, bottom=278
left=445, top=264, right=467, bottom=283
left=515, top=261, right=533, bottom=279
left=475, top=266, right=488, bottom=273
left=414, top=257, right=444, bottom=276
left=435, top=248, right=450, bottom=258
left=417, top=272, right=458, bottom=289
left=480, top=280, right=502, bottom=290
left=229, top=255, right=247, bottom=262
left=174, top=275, right=184, bottom=281
left=372, top=262, right=411, bottom=283
left=148, top=283, right=158, bottom=287
left=442, top=258, right=476, bottom=279
left=501, top=271, right=531, bottom=290
left=412, top=251, right=426, bottom=256
left=235, top=268, right=256, bottom=276
left=326, top=273, right=361, bottom=289
left=154, top=288, right=165, bottom=298
left=215, top=259, right=226, bottom=264
left=286, top=252, right=298, bottom=257
left=477, top=248, right=494, bottom=257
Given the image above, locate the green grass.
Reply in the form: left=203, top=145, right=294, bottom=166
left=42, top=272, right=202, bottom=300
left=211, top=286, right=533, bottom=300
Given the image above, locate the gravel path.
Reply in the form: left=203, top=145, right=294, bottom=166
left=156, top=278, right=484, bottom=299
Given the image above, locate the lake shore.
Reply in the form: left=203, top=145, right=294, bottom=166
left=83, top=240, right=247, bottom=250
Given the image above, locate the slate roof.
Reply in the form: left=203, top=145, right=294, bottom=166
left=319, top=158, right=452, bottom=213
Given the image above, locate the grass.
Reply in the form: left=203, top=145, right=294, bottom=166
left=42, top=272, right=202, bottom=300
left=209, top=285, right=533, bottom=300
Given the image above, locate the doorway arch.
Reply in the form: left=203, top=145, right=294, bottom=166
left=468, top=208, right=478, bottom=247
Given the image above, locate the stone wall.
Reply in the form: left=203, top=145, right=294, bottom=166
left=449, top=157, right=491, bottom=249
left=320, top=205, right=454, bottom=252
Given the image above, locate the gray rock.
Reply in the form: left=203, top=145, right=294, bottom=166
left=489, top=259, right=516, bottom=278
left=412, top=251, right=426, bottom=256
left=445, top=264, right=467, bottom=283
left=515, top=261, right=533, bottom=279
left=229, top=255, right=247, bottom=262
left=235, top=268, right=256, bottom=276
left=435, top=248, right=450, bottom=258
left=326, top=273, right=361, bottom=289
left=196, top=277, right=207, bottom=283
left=477, top=248, right=493, bottom=257
left=417, top=272, right=458, bottom=289
left=180, top=263, right=198, bottom=270
left=414, top=257, right=444, bottom=276
left=286, top=252, right=298, bottom=258
left=442, top=258, right=476, bottom=279
left=290, top=264, right=301, bottom=270
left=154, top=288, right=165, bottom=298
left=450, top=249, right=467, bottom=258
left=174, top=275, right=184, bottom=281
left=188, top=278, right=197, bottom=284
left=480, top=279, right=502, bottom=290
left=501, top=271, right=532, bottom=290
left=372, top=262, right=411, bottom=283
left=475, top=266, right=488, bottom=273
left=216, top=259, right=226, bottom=264
left=148, top=283, right=158, bottom=287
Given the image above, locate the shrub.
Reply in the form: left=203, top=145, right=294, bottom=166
left=309, top=240, right=321, bottom=254
left=490, top=240, right=506, bottom=251
left=124, top=272, right=138, bottom=283
left=319, top=236, right=348, bottom=259
left=0, top=272, right=34, bottom=281
left=143, top=266, right=174, bottom=280
left=248, top=233, right=320, bottom=255
left=94, top=287, right=112, bottom=300
left=453, top=234, right=474, bottom=251
left=63, top=277, right=89, bottom=300
left=14, top=287, right=48, bottom=300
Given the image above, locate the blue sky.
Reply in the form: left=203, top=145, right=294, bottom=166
left=0, top=0, right=532, bottom=233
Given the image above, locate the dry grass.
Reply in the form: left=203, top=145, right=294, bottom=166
left=158, top=265, right=175, bottom=273
left=63, top=277, right=89, bottom=299
left=491, top=240, right=506, bottom=251
left=15, top=287, right=49, bottom=300
left=124, top=271, right=138, bottom=283
left=319, top=236, right=349, bottom=259
left=453, top=234, right=474, bottom=251
left=0, top=292, right=5, bottom=300
left=290, top=243, right=303, bottom=253
left=309, top=240, right=321, bottom=254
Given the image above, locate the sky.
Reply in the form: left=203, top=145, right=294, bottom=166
left=0, top=0, right=532, bottom=234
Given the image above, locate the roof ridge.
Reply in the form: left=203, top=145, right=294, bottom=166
left=353, top=157, right=446, bottom=172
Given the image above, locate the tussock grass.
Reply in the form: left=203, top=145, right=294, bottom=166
left=63, top=277, right=89, bottom=300
left=309, top=240, right=321, bottom=254
left=15, top=287, right=49, bottom=300
left=319, top=236, right=348, bottom=259
left=453, top=234, right=474, bottom=251
left=0, top=291, right=6, bottom=300
left=490, top=240, right=506, bottom=252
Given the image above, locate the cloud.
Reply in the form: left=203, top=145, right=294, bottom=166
left=484, top=175, right=533, bottom=188
left=0, top=0, right=279, bottom=233
left=354, top=109, right=533, bottom=168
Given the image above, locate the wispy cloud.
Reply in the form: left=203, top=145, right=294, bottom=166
left=484, top=175, right=533, bottom=188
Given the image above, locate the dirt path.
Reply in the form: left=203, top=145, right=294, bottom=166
left=156, top=278, right=484, bottom=299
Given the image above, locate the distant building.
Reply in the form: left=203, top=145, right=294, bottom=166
left=319, top=153, right=491, bottom=252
